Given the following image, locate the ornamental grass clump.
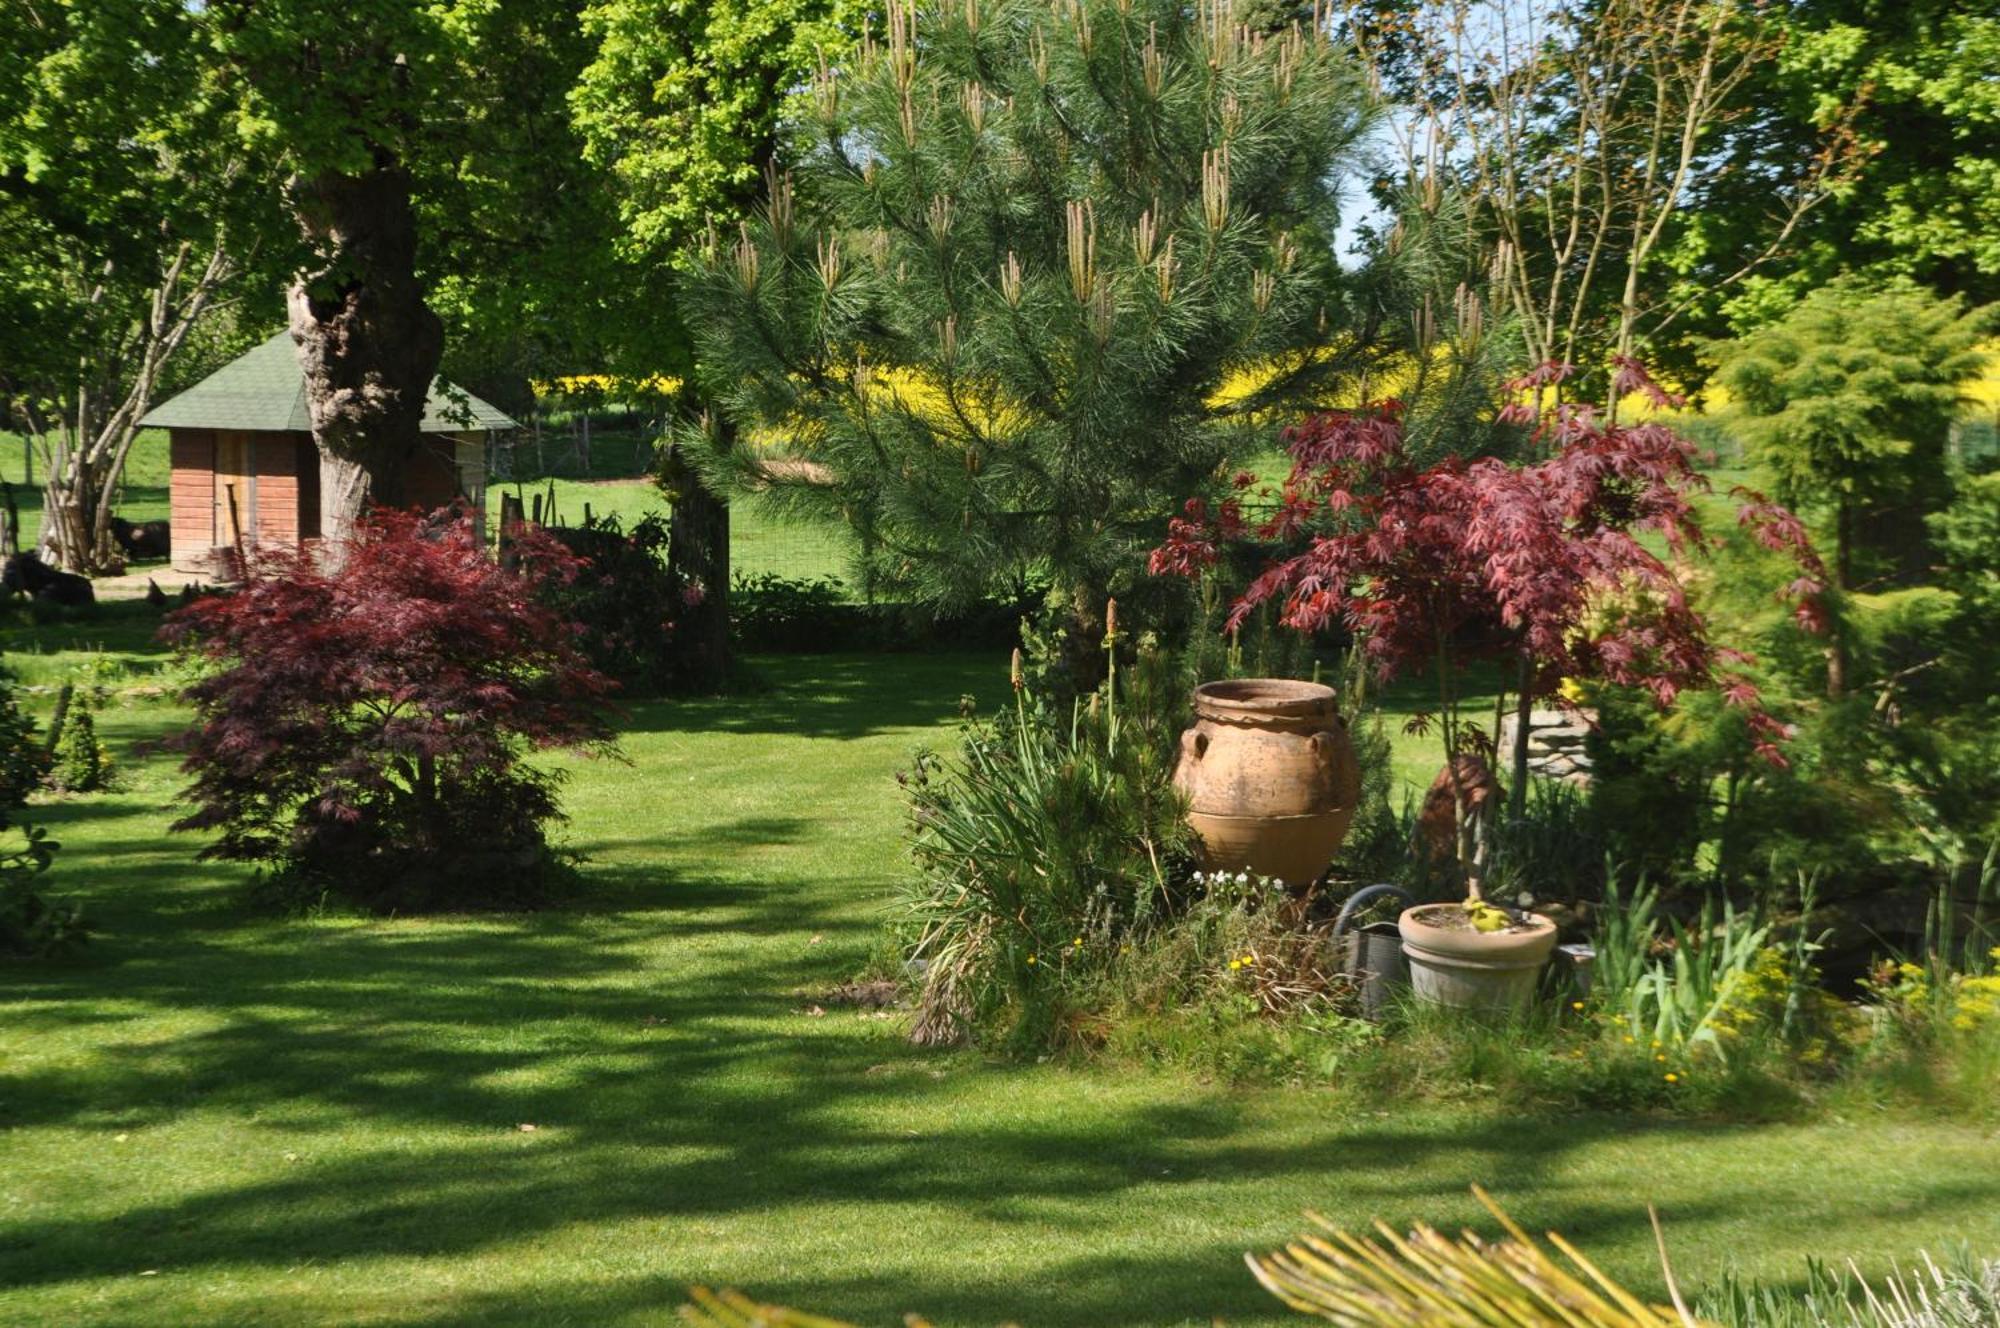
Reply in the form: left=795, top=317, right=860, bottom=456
left=680, top=1187, right=1739, bottom=1328
left=165, top=510, right=617, bottom=912
left=1590, top=877, right=1774, bottom=1062
left=902, top=614, right=1197, bottom=1049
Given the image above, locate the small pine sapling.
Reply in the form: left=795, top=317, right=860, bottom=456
left=46, top=690, right=111, bottom=793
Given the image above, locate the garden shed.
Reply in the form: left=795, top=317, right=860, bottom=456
left=141, top=332, right=516, bottom=573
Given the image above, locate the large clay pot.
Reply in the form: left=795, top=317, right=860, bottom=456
left=1172, top=679, right=1362, bottom=888
left=1398, top=904, right=1558, bottom=1012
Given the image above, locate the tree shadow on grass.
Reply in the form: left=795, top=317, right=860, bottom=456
left=10, top=1051, right=1978, bottom=1328
left=7, top=864, right=1999, bottom=1327
left=618, top=653, right=1005, bottom=741
left=7, top=649, right=1998, bottom=1325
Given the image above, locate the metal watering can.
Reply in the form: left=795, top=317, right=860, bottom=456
left=1332, top=883, right=1415, bottom=1021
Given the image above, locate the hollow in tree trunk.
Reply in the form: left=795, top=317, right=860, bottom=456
left=286, top=165, right=442, bottom=546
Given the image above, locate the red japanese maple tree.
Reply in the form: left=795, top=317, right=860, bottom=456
left=165, top=509, right=618, bottom=910
left=1152, top=361, right=1826, bottom=884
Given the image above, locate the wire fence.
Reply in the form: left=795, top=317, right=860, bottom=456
left=485, top=407, right=865, bottom=595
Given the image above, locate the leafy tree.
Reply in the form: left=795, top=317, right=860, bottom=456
left=1341, top=0, right=1863, bottom=392
left=570, top=0, right=851, bottom=252
left=1701, top=1, right=2000, bottom=335
left=1711, top=279, right=1995, bottom=594
left=570, top=0, right=851, bottom=686
left=165, top=511, right=617, bottom=911
left=198, top=1, right=620, bottom=541
left=0, top=0, right=275, bottom=572
left=422, top=8, right=656, bottom=430
left=681, top=0, right=1394, bottom=639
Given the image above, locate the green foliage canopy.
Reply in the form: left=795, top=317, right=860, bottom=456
left=571, top=0, right=853, bottom=259
left=1712, top=279, right=1994, bottom=586
left=679, top=0, right=1391, bottom=609
left=0, top=0, right=274, bottom=434
left=1700, top=1, right=2000, bottom=337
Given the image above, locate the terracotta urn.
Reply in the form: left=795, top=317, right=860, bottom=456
left=1172, top=679, right=1363, bottom=888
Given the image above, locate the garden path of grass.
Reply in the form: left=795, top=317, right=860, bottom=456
left=2, top=646, right=1998, bottom=1327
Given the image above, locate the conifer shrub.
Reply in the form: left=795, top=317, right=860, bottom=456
left=46, top=700, right=111, bottom=793
left=0, top=672, right=82, bottom=958
left=165, top=511, right=617, bottom=912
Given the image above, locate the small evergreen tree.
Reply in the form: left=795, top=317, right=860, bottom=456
left=678, top=0, right=1393, bottom=628
left=47, top=703, right=111, bottom=794
left=1712, top=279, right=1995, bottom=590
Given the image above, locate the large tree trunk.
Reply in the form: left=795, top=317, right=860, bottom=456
left=286, top=165, right=442, bottom=545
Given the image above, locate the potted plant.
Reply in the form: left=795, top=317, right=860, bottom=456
left=1152, top=361, right=1824, bottom=1010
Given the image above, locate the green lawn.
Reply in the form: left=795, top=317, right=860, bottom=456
left=1, top=634, right=1996, bottom=1327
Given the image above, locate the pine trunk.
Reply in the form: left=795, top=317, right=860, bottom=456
left=1827, top=496, right=1852, bottom=699
left=286, top=165, right=442, bottom=546
left=669, top=455, right=732, bottom=690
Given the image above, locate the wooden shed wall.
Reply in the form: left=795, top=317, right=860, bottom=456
left=405, top=436, right=485, bottom=514
left=170, top=429, right=488, bottom=575
left=169, top=429, right=216, bottom=572
left=169, top=428, right=317, bottom=574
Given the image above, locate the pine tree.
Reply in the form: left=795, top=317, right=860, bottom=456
left=677, top=0, right=1393, bottom=622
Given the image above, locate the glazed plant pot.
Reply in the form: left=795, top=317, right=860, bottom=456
left=1172, top=678, right=1363, bottom=889
left=1398, top=904, right=1558, bottom=1012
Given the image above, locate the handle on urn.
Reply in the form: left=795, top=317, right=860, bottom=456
left=1311, top=724, right=1364, bottom=809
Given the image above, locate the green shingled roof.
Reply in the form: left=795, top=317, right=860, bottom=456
left=141, top=332, right=518, bottom=433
